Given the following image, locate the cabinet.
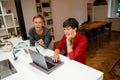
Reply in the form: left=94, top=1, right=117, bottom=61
left=35, top=0, right=55, bottom=39
left=0, top=1, right=20, bottom=37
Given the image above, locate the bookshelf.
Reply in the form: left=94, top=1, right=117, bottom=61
left=0, top=1, right=20, bottom=37
left=35, top=0, right=55, bottom=39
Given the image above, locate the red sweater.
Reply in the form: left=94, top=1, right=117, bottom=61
left=56, top=32, right=88, bottom=64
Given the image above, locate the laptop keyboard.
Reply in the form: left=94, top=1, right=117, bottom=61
left=46, top=61, right=55, bottom=69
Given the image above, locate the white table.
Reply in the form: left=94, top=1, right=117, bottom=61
left=0, top=37, right=103, bottom=80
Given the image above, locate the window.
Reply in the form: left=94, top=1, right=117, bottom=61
left=108, top=0, right=120, bottom=18
left=115, top=0, right=120, bottom=16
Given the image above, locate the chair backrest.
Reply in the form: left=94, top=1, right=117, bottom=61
left=105, top=22, right=112, bottom=28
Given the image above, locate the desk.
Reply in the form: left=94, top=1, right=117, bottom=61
left=82, top=21, right=107, bottom=29
left=81, top=21, right=112, bottom=49
left=0, top=37, right=103, bottom=80
left=82, top=21, right=111, bottom=40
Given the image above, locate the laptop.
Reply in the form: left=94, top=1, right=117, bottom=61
left=28, top=48, right=64, bottom=74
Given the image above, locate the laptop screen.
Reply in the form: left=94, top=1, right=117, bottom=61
left=28, top=49, right=49, bottom=70
left=28, top=48, right=64, bottom=74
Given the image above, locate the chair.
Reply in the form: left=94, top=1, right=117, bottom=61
left=83, top=27, right=98, bottom=50
left=82, top=27, right=93, bottom=50
left=104, top=22, right=112, bottom=41
left=53, top=41, right=66, bottom=55
left=91, top=27, right=99, bottom=48
left=91, top=26, right=104, bottom=49
left=96, top=25, right=105, bottom=48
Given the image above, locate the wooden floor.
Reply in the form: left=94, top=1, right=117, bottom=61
left=86, top=31, right=120, bottom=80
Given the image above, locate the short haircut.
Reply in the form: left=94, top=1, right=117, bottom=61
left=33, top=14, right=45, bottom=23
left=63, top=18, right=79, bottom=29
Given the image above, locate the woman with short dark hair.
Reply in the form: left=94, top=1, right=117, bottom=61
left=51, top=18, right=88, bottom=64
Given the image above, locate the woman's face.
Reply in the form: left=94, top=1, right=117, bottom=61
left=33, top=17, right=44, bottom=30
left=63, top=26, right=76, bottom=36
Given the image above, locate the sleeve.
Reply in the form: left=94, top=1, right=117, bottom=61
left=44, top=29, right=52, bottom=48
left=28, top=28, right=35, bottom=46
left=68, top=35, right=88, bottom=60
left=56, top=35, right=66, bottom=51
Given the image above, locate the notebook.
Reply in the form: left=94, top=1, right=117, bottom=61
left=28, top=48, right=64, bottom=74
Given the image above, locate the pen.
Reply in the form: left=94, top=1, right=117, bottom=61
left=36, top=48, right=40, bottom=53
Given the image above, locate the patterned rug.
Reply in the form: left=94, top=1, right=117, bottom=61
left=109, top=59, right=120, bottom=77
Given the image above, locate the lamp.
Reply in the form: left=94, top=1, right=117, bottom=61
left=93, top=0, right=107, bottom=6
left=11, top=41, right=28, bottom=60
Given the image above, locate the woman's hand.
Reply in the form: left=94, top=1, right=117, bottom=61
left=66, top=30, right=76, bottom=53
left=66, top=30, right=76, bottom=42
left=51, top=49, right=60, bottom=62
left=37, top=39, right=45, bottom=46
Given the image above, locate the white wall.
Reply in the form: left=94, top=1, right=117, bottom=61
left=21, top=0, right=37, bottom=35
left=109, top=18, right=120, bottom=31
left=93, top=5, right=108, bottom=21
left=51, top=0, right=94, bottom=41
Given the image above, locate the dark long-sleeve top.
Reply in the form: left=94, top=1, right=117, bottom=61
left=56, top=32, right=88, bottom=64
left=29, top=26, right=52, bottom=48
